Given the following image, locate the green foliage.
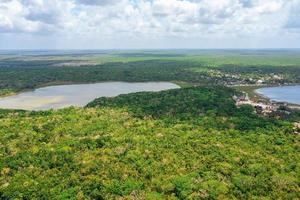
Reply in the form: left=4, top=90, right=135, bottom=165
left=0, top=89, right=14, bottom=97
left=0, top=60, right=211, bottom=91
left=270, top=106, right=300, bottom=122
left=87, top=87, right=281, bottom=131
left=87, top=86, right=237, bottom=118
left=0, top=50, right=299, bottom=199
left=1, top=50, right=300, bottom=92
left=0, top=87, right=299, bottom=199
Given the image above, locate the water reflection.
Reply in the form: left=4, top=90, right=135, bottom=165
left=256, top=85, right=300, bottom=105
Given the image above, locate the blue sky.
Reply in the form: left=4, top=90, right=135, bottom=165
left=0, top=0, right=300, bottom=49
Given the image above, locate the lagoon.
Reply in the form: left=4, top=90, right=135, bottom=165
left=256, top=85, right=300, bottom=105
left=0, top=82, right=179, bottom=110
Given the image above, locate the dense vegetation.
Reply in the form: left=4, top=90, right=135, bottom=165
left=0, top=50, right=299, bottom=199
left=87, top=87, right=283, bottom=131
left=0, top=87, right=299, bottom=199
left=1, top=50, right=300, bottom=93
left=0, top=60, right=210, bottom=92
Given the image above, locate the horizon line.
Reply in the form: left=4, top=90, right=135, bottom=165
left=1, top=48, right=300, bottom=51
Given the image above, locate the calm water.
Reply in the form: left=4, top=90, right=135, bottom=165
left=0, top=82, right=179, bottom=110
left=256, top=85, right=300, bottom=105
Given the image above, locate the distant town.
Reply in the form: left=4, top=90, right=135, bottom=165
left=233, top=92, right=300, bottom=134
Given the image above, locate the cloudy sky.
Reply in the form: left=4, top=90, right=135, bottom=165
left=0, top=0, right=300, bottom=49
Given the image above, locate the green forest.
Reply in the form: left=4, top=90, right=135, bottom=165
left=0, top=87, right=299, bottom=199
left=1, top=50, right=300, bottom=94
left=0, top=50, right=299, bottom=199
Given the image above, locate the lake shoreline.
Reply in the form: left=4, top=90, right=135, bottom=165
left=255, top=85, right=300, bottom=108
left=1, top=81, right=299, bottom=110
left=0, top=81, right=180, bottom=110
left=0, top=80, right=186, bottom=98
left=232, top=83, right=300, bottom=108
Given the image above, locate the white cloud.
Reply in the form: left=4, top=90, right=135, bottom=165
left=285, top=0, right=300, bottom=30
left=0, top=0, right=299, bottom=48
left=0, top=0, right=75, bottom=34
left=76, top=0, right=120, bottom=6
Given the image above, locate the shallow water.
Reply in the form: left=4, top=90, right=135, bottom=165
left=256, top=85, right=300, bottom=105
left=0, top=82, right=179, bottom=110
